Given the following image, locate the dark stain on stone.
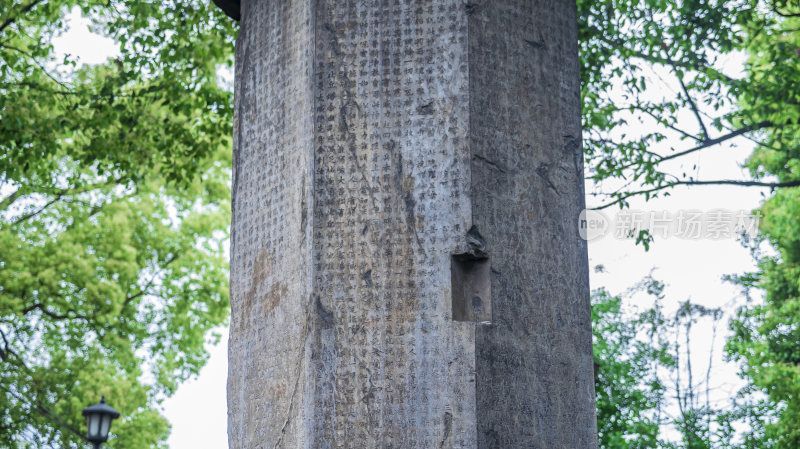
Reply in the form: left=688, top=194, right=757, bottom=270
left=315, top=295, right=334, bottom=328
left=395, top=151, right=422, bottom=248
left=403, top=191, right=418, bottom=232
left=417, top=101, right=434, bottom=115
left=536, top=163, right=560, bottom=195
left=483, top=427, right=500, bottom=447
left=472, top=296, right=484, bottom=315
left=263, top=282, right=288, bottom=316
left=321, top=22, right=343, bottom=57
left=361, top=269, right=373, bottom=287
left=524, top=39, right=545, bottom=49
left=562, top=134, right=583, bottom=179
left=361, top=368, right=377, bottom=405
left=241, top=249, right=286, bottom=325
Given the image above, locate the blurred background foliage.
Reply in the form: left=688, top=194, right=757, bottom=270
left=0, top=1, right=235, bottom=447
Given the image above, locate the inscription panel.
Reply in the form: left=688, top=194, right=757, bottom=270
left=228, top=1, right=314, bottom=448
left=310, top=2, right=474, bottom=448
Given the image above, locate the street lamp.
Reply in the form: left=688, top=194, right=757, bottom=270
left=82, top=396, right=120, bottom=449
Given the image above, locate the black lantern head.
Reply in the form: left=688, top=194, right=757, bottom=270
left=82, top=396, right=120, bottom=444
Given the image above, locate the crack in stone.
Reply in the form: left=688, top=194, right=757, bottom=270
left=272, top=295, right=313, bottom=449
left=465, top=3, right=480, bottom=15
left=325, top=16, right=380, bottom=213
left=472, top=153, right=507, bottom=173
left=395, top=149, right=423, bottom=250
left=439, top=411, right=453, bottom=448
left=523, top=38, right=545, bottom=49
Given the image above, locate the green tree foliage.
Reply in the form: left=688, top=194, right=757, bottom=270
left=593, top=278, right=773, bottom=449
left=0, top=1, right=235, bottom=447
left=726, top=10, right=800, bottom=446
left=592, top=285, right=669, bottom=448
left=579, top=1, right=800, bottom=447
left=578, top=0, right=800, bottom=209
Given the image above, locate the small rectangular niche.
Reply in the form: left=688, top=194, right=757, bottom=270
left=451, top=255, right=492, bottom=323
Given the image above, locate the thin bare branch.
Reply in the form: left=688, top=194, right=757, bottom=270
left=641, top=108, right=702, bottom=142
left=595, top=34, right=739, bottom=84
left=0, top=43, right=71, bottom=88
left=595, top=120, right=785, bottom=179
left=593, top=178, right=800, bottom=210
left=676, top=72, right=710, bottom=141
left=657, top=120, right=778, bottom=164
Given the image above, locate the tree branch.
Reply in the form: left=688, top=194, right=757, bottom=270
left=124, top=253, right=180, bottom=305
left=1, top=80, right=82, bottom=96
left=7, top=178, right=123, bottom=226
left=0, top=383, right=87, bottom=442
left=592, top=178, right=800, bottom=210
left=10, top=194, right=62, bottom=225
left=0, top=0, right=46, bottom=36
left=0, top=43, right=72, bottom=89
left=593, top=120, right=787, bottom=179
left=657, top=120, right=781, bottom=164
left=640, top=108, right=701, bottom=142
left=20, top=303, right=89, bottom=321
left=595, top=34, right=739, bottom=84
left=0, top=326, right=30, bottom=370
left=676, top=71, right=710, bottom=141
left=0, top=328, right=10, bottom=361
left=0, top=187, right=20, bottom=211
left=771, top=1, right=800, bottom=17
left=658, top=48, right=714, bottom=142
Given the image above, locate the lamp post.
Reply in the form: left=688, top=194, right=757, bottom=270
left=82, top=396, right=120, bottom=449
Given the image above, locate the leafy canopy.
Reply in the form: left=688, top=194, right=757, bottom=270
left=580, top=0, right=800, bottom=447
left=593, top=276, right=774, bottom=449
left=0, top=1, right=236, bottom=448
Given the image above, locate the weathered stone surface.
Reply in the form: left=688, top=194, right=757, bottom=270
left=468, top=1, right=596, bottom=447
left=227, top=1, right=596, bottom=448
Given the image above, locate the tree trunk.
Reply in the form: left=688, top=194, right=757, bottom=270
left=227, top=1, right=596, bottom=447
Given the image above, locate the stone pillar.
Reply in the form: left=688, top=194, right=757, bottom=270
left=226, top=1, right=596, bottom=448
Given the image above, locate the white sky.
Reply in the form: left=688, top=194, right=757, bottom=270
left=48, top=8, right=770, bottom=449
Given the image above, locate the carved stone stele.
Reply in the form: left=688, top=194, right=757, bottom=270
left=227, top=1, right=596, bottom=447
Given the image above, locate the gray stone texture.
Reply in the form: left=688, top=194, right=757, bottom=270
left=228, top=1, right=596, bottom=448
